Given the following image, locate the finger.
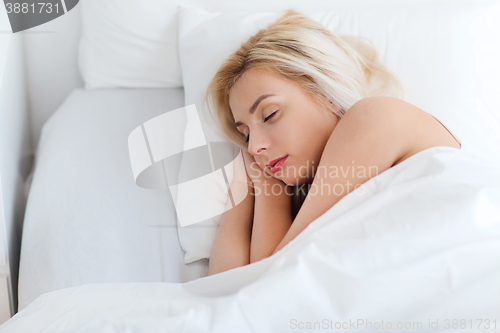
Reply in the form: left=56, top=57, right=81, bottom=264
left=242, top=150, right=256, bottom=164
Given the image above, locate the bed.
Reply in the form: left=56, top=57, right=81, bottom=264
left=1, top=0, right=500, bottom=331
left=17, top=88, right=209, bottom=311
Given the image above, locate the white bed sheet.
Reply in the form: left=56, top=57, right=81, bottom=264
left=5, top=145, right=500, bottom=332
left=17, top=88, right=208, bottom=311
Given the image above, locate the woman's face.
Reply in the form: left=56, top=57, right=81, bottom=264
left=229, top=67, right=340, bottom=186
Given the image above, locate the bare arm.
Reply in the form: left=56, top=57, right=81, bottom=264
left=250, top=176, right=293, bottom=263
left=207, top=180, right=254, bottom=276
left=208, top=149, right=256, bottom=276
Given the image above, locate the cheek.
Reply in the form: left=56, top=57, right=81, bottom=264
left=255, top=157, right=277, bottom=178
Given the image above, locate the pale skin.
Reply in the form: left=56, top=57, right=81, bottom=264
left=207, top=67, right=461, bottom=276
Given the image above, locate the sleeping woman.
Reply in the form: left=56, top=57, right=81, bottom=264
left=205, top=9, right=462, bottom=276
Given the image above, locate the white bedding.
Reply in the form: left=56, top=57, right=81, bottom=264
left=17, top=88, right=209, bottom=311
left=6, top=146, right=500, bottom=332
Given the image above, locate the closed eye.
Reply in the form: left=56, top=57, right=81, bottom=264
left=265, top=110, right=278, bottom=122
left=245, top=110, right=278, bottom=143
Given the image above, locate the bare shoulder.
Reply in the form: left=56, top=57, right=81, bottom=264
left=343, top=96, right=420, bottom=129
left=309, top=96, right=417, bottom=201
left=335, top=96, right=416, bottom=167
left=339, top=96, right=461, bottom=166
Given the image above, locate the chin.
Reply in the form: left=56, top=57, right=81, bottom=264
left=281, top=175, right=311, bottom=187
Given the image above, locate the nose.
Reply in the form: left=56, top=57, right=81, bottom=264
left=247, top=127, right=270, bottom=156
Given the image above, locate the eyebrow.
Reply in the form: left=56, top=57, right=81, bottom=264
left=234, top=94, right=275, bottom=127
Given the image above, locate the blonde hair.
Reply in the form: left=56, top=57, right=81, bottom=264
left=204, top=9, right=404, bottom=151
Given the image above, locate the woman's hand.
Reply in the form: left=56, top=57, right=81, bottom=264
left=233, top=148, right=276, bottom=186
left=231, top=149, right=253, bottom=185
left=241, top=149, right=270, bottom=184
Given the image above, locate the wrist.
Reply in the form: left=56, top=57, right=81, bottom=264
left=252, top=174, right=281, bottom=187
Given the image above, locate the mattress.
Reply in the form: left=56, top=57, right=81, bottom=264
left=18, top=88, right=208, bottom=311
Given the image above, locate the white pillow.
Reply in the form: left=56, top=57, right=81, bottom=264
left=79, top=0, right=183, bottom=89
left=79, top=0, right=365, bottom=89
left=176, top=3, right=500, bottom=264
left=79, top=0, right=491, bottom=89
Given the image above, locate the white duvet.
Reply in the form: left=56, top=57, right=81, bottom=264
left=2, top=146, right=500, bottom=332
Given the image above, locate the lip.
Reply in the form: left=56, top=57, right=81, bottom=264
left=266, top=155, right=288, bottom=173
left=266, top=155, right=288, bottom=168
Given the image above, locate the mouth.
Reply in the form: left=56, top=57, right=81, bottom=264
left=266, top=155, right=288, bottom=173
